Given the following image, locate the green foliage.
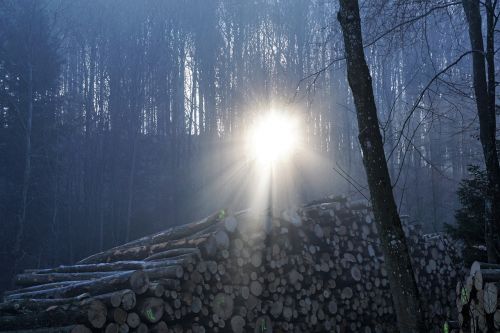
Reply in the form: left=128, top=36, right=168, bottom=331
left=445, top=165, right=488, bottom=265
left=443, top=321, right=449, bottom=333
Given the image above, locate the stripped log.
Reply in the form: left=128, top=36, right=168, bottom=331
left=26, top=259, right=185, bottom=275
left=15, top=272, right=120, bottom=287
left=0, top=325, right=92, bottom=333
left=78, top=212, right=221, bottom=264
left=6, top=270, right=148, bottom=300
left=145, top=248, right=200, bottom=261
left=0, top=300, right=107, bottom=330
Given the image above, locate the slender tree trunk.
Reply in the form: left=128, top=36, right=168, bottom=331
left=337, top=2, right=426, bottom=332
left=15, top=63, right=33, bottom=255
left=125, top=135, right=138, bottom=242
left=462, top=0, right=500, bottom=263
left=485, top=0, right=496, bottom=128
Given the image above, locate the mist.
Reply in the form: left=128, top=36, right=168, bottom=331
left=0, top=0, right=496, bottom=299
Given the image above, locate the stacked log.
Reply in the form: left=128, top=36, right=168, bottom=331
left=0, top=212, right=220, bottom=333
left=1, top=196, right=462, bottom=332
left=456, top=261, right=500, bottom=332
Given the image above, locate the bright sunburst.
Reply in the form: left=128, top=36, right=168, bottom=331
left=247, top=111, right=300, bottom=167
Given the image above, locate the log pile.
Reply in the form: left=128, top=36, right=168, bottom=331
left=1, top=195, right=463, bottom=332
left=456, top=261, right=500, bottom=332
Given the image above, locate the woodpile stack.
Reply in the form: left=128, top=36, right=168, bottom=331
left=456, top=261, right=500, bottom=332
left=1, top=195, right=462, bottom=332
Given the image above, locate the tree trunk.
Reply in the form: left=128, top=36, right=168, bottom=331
left=337, top=1, right=426, bottom=332
left=462, top=0, right=500, bottom=263
left=15, top=63, right=33, bottom=255
left=125, top=134, right=138, bottom=242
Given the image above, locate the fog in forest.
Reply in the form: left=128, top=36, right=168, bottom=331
left=0, top=0, right=498, bottom=295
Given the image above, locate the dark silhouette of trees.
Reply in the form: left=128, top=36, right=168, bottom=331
left=0, top=0, right=61, bottom=284
left=461, top=0, right=500, bottom=263
left=0, top=1, right=497, bottom=302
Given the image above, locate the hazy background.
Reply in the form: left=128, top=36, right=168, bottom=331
left=0, top=0, right=494, bottom=291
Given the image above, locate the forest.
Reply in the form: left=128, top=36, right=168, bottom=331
left=0, top=0, right=499, bottom=332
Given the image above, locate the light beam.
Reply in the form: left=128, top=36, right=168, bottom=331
left=246, top=111, right=300, bottom=167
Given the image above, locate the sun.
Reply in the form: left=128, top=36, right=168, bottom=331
left=247, top=111, right=300, bottom=166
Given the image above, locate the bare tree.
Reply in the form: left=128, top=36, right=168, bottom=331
left=461, top=0, right=500, bottom=263
left=337, top=1, right=426, bottom=332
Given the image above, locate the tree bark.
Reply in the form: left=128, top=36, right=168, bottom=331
left=462, top=0, right=500, bottom=263
left=337, top=1, right=426, bottom=332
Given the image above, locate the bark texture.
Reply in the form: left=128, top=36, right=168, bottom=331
left=337, top=1, right=427, bottom=332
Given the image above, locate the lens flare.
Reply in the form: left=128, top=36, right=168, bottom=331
left=247, top=111, right=300, bottom=166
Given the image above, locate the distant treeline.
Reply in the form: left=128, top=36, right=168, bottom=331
left=0, top=0, right=484, bottom=291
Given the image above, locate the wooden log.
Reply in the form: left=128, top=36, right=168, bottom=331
left=91, top=289, right=135, bottom=310
left=120, top=290, right=137, bottom=311
left=212, top=293, right=234, bottom=320
left=150, top=321, right=168, bottom=333
left=270, top=300, right=283, bottom=319
left=206, top=261, right=217, bottom=274
left=477, top=269, right=500, bottom=283
left=156, top=278, right=180, bottom=291
left=191, top=297, right=202, bottom=314
left=214, top=230, right=230, bottom=250
left=474, top=271, right=484, bottom=290
left=250, top=253, right=262, bottom=268
left=470, top=261, right=500, bottom=276
left=0, top=295, right=89, bottom=313
left=108, top=308, right=128, bottom=325
left=230, top=315, right=245, bottom=333
left=26, top=260, right=183, bottom=276
left=350, top=266, right=361, bottom=281
left=191, top=324, right=206, bottom=333
left=250, top=281, right=262, bottom=297
left=254, top=316, right=272, bottom=333
left=494, top=309, right=500, bottom=330
left=131, top=323, right=148, bottom=333
left=328, top=300, right=337, bottom=314
left=84, top=300, right=108, bottom=329
left=126, top=312, right=140, bottom=329
left=0, top=300, right=107, bottom=330
left=313, top=224, right=324, bottom=239
left=118, top=324, right=129, bottom=333
left=6, top=270, right=149, bottom=299
left=88, top=236, right=215, bottom=264
left=0, top=325, right=92, bottom=333
left=78, top=212, right=220, bottom=264
left=483, top=282, right=498, bottom=314
left=144, top=248, right=200, bottom=261
left=14, top=271, right=118, bottom=287
left=147, top=283, right=165, bottom=298
left=105, top=323, right=119, bottom=333
left=3, top=281, right=75, bottom=296
left=137, top=297, right=164, bottom=324
left=224, top=216, right=239, bottom=233
left=0, top=199, right=463, bottom=333
left=86, top=289, right=135, bottom=308
left=70, top=325, right=92, bottom=333
left=145, top=266, right=184, bottom=280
